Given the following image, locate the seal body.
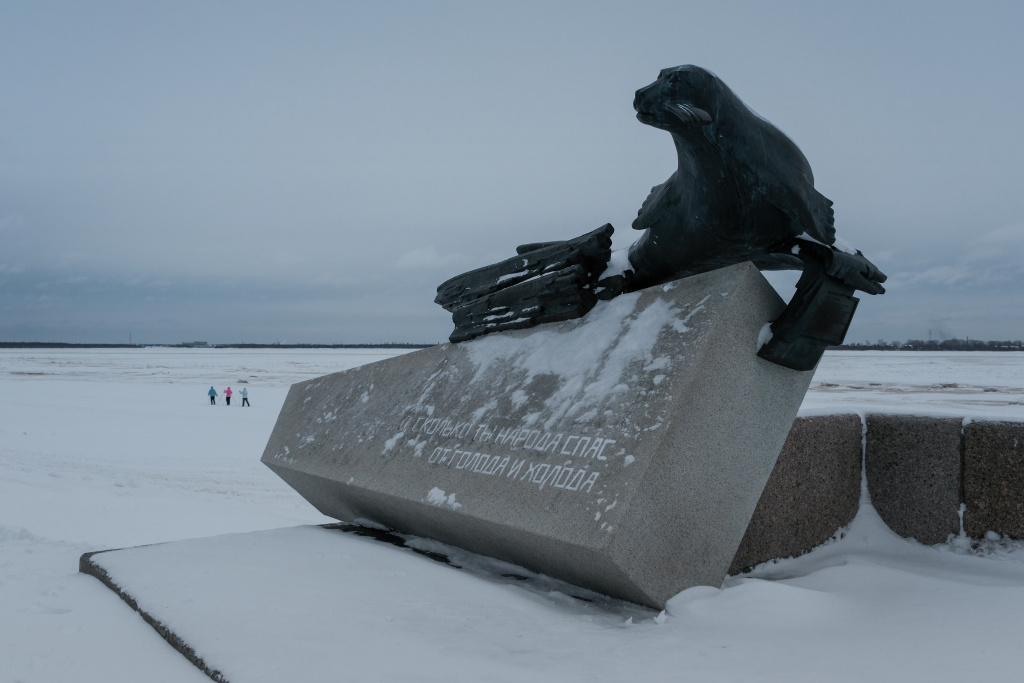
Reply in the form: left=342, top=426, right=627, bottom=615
left=433, top=64, right=885, bottom=350
left=628, top=65, right=837, bottom=289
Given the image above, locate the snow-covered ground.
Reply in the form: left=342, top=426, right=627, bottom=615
left=2, top=348, right=1024, bottom=682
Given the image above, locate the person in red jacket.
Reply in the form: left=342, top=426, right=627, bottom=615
left=224, top=386, right=233, bottom=406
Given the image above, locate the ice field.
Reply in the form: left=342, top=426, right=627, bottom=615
left=3, top=348, right=1024, bottom=682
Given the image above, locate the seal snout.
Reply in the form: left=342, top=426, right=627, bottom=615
left=633, top=86, right=658, bottom=123
left=634, top=82, right=657, bottom=110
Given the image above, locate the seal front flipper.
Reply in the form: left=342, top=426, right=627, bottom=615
left=631, top=180, right=672, bottom=231
left=802, top=186, right=836, bottom=245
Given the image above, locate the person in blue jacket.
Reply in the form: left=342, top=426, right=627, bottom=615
left=208, top=386, right=218, bottom=405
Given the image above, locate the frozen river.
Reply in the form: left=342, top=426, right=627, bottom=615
left=804, top=350, right=1024, bottom=419
left=2, top=348, right=1023, bottom=682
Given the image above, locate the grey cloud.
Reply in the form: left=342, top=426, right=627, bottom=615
left=1, top=1, right=1022, bottom=342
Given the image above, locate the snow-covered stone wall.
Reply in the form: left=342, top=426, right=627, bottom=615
left=732, top=414, right=1024, bottom=572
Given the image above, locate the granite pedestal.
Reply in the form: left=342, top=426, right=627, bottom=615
left=262, top=262, right=815, bottom=608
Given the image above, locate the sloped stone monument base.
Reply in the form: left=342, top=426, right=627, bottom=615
left=263, top=262, right=814, bottom=607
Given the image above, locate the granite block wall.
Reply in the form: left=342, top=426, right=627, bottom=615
left=733, top=415, right=1024, bottom=575
left=730, top=414, right=862, bottom=574
left=963, top=421, right=1024, bottom=538
left=865, top=415, right=963, bottom=544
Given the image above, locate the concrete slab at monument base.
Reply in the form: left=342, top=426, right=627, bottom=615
left=77, top=515, right=1024, bottom=683
left=263, top=262, right=814, bottom=608
left=81, top=525, right=654, bottom=683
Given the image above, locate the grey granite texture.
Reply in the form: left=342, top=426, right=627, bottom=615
left=729, top=414, right=862, bottom=574
left=262, top=262, right=814, bottom=608
left=864, top=414, right=962, bottom=544
left=964, top=420, right=1024, bottom=539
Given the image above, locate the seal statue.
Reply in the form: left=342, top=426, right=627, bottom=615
left=627, top=64, right=840, bottom=289
left=435, top=65, right=886, bottom=369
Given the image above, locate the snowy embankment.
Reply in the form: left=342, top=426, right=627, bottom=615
left=799, top=351, right=1024, bottom=421
left=2, top=349, right=1024, bottom=682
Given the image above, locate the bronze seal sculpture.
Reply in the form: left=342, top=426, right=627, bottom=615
left=435, top=65, right=886, bottom=370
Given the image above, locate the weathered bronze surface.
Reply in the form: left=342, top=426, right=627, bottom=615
left=436, top=65, right=886, bottom=369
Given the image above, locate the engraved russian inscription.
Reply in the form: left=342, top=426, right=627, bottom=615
left=386, top=411, right=630, bottom=495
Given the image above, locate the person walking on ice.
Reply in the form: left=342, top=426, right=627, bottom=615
left=225, top=386, right=233, bottom=406
left=208, top=386, right=218, bottom=405
left=241, top=387, right=250, bottom=407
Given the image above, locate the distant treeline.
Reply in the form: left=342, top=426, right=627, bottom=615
left=5, top=339, right=1022, bottom=352
left=830, top=339, right=1024, bottom=351
left=205, top=343, right=436, bottom=349
left=0, top=342, right=437, bottom=349
left=0, top=342, right=137, bottom=349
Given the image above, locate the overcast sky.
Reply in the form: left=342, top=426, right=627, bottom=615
left=2, top=1, right=1022, bottom=344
